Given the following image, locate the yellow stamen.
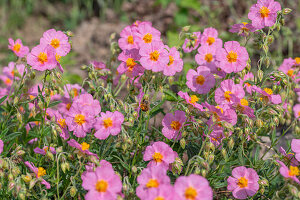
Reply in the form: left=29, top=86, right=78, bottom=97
left=168, top=55, right=174, bottom=66
left=50, top=38, right=60, bottom=49
left=154, top=197, right=165, bottom=200
left=13, top=43, right=21, bottom=52
left=260, top=6, right=270, bottom=18
left=143, top=33, right=153, bottom=43
left=55, top=53, right=61, bottom=63
left=74, top=114, right=85, bottom=125
left=5, top=78, right=12, bottom=85
left=205, top=53, right=213, bottom=63
left=237, top=177, right=248, bottom=188
left=37, top=167, right=46, bottom=178
left=150, top=50, right=160, bottom=61
left=146, top=179, right=159, bottom=188
left=196, top=75, right=205, bottom=85
left=81, top=142, right=90, bottom=151
left=264, top=88, right=273, bottom=95
left=224, top=91, right=232, bottom=102
left=227, top=51, right=238, bottom=63
left=289, top=166, right=300, bottom=176
left=57, top=118, right=66, bottom=128
left=127, top=35, right=134, bottom=44
left=240, top=98, right=249, bottom=106
left=206, top=37, right=215, bottom=45
left=95, top=180, right=108, bottom=192
left=185, top=186, right=198, bottom=200
left=126, top=58, right=136, bottom=71
left=152, top=152, right=163, bottom=163
left=295, top=57, right=300, bottom=65
left=103, top=118, right=113, bottom=129
left=170, top=121, right=181, bottom=131
left=189, top=95, right=199, bottom=104
left=38, top=52, right=48, bottom=64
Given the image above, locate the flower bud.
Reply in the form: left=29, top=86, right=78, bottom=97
left=221, top=149, right=227, bottom=160
left=283, top=8, right=292, bottom=15
left=180, top=138, right=186, bottom=149
left=258, top=69, right=264, bottom=81
left=171, top=157, right=183, bottom=175
left=208, top=154, right=214, bottom=164
left=228, top=138, right=234, bottom=150
left=46, top=151, right=54, bottom=161
left=259, top=179, right=269, bottom=187
left=16, top=150, right=25, bottom=156
left=288, top=184, right=299, bottom=197
left=12, top=167, right=21, bottom=177
left=29, top=179, right=37, bottom=189
left=182, top=26, right=191, bottom=32
left=70, top=186, right=77, bottom=197
left=201, top=169, right=207, bottom=177
left=22, top=174, right=32, bottom=183
left=8, top=181, right=15, bottom=191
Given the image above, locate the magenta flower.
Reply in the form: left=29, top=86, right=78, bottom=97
left=291, top=139, right=300, bottom=162
left=162, top=110, right=186, bottom=140
left=143, top=141, right=176, bottom=170
left=276, top=160, right=300, bottom=184
left=134, top=23, right=161, bottom=46
left=67, top=139, right=98, bottom=158
left=182, top=32, right=201, bottom=53
left=34, top=146, right=56, bottom=155
left=215, top=79, right=245, bottom=105
left=65, top=103, right=95, bottom=138
left=27, top=44, right=57, bottom=71
left=0, top=140, right=3, bottom=154
left=24, top=161, right=51, bottom=189
left=229, top=22, right=257, bottom=36
left=136, top=166, right=171, bottom=199
left=8, top=38, right=29, bottom=57
left=293, top=104, right=300, bottom=120
left=178, top=91, right=204, bottom=111
left=227, top=166, right=259, bottom=199
left=279, top=146, right=299, bottom=166
left=174, top=174, right=213, bottom=200
left=81, top=164, right=122, bottom=200
left=118, top=25, right=139, bottom=50
left=145, top=185, right=179, bottom=200
left=195, top=45, right=218, bottom=73
left=139, top=41, right=169, bottom=72
left=186, top=66, right=215, bottom=94
left=117, top=49, right=144, bottom=78
left=94, top=111, right=124, bottom=140
left=72, top=94, right=101, bottom=117
left=200, top=27, right=222, bottom=48
left=162, top=46, right=183, bottom=76
left=248, top=0, right=281, bottom=29
left=255, top=87, right=282, bottom=104
left=40, top=29, right=71, bottom=56
left=216, top=41, right=249, bottom=73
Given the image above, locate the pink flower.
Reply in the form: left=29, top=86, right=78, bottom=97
left=118, top=25, right=139, bottom=50
left=174, top=174, right=213, bottom=200
left=143, top=141, right=176, bottom=170
left=229, top=22, right=257, bottom=36
left=134, top=23, right=161, bottom=46
left=231, top=97, right=255, bottom=118
left=139, top=41, right=168, bottom=72
left=3, top=62, right=26, bottom=79
left=291, top=139, right=300, bottom=162
left=216, top=41, right=249, bottom=73
left=94, top=111, right=124, bottom=140
left=136, top=166, right=170, bottom=199
left=204, top=103, right=237, bottom=126
left=0, top=140, right=3, bottom=154
left=178, top=91, right=204, bottom=111
left=227, top=166, right=259, bottom=199
left=248, top=0, right=281, bottom=29
left=34, top=146, right=56, bottom=155
left=28, top=138, right=38, bottom=144
left=8, top=38, right=29, bottom=57
left=24, top=161, right=51, bottom=189
left=117, top=49, right=144, bottom=78
left=186, top=66, right=215, bottom=94
left=67, top=139, right=98, bottom=158
left=276, top=160, right=300, bottom=184
left=239, top=72, right=255, bottom=94
left=0, top=75, right=13, bottom=86
left=81, top=164, right=122, bottom=200
left=53, top=111, right=69, bottom=140
left=40, top=29, right=71, bottom=56
left=255, top=87, right=281, bottom=104
left=90, top=61, right=106, bottom=70
left=279, top=146, right=299, bottom=166
left=293, top=104, right=300, bottom=120
left=65, top=103, right=95, bottom=137
left=279, top=58, right=298, bottom=79
left=215, top=79, right=245, bottom=105
left=27, top=44, right=57, bottom=71
left=162, top=46, right=183, bottom=76
left=162, top=110, right=186, bottom=140
left=182, top=32, right=201, bottom=53
left=195, top=45, right=218, bottom=73
left=72, top=94, right=101, bottom=116
left=145, top=185, right=179, bottom=200
left=200, top=27, right=222, bottom=48
left=209, top=128, right=225, bottom=147
left=64, top=84, right=86, bottom=99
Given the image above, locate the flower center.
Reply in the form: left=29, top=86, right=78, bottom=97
left=189, top=95, right=199, bottom=104
left=168, top=55, right=175, bottom=66
left=37, top=167, right=46, bottom=178
left=143, top=33, right=153, bottom=43
left=154, top=197, right=165, bottom=200
left=237, top=177, right=248, bottom=188
left=260, top=6, right=270, bottom=18
left=5, top=78, right=12, bottom=85
left=126, top=58, right=136, bottom=71
left=127, top=35, right=134, bottom=44
left=74, top=114, right=86, bottom=125
left=215, top=105, right=224, bottom=114
left=43, top=147, right=49, bottom=153
left=95, top=180, right=108, bottom=193
left=13, top=43, right=21, bottom=52
left=242, top=22, right=248, bottom=26
left=288, top=166, right=300, bottom=176
left=196, top=75, right=205, bottom=85
left=66, top=103, right=71, bottom=110
left=185, top=186, right=197, bottom=200
left=264, top=88, right=273, bottom=95
left=226, top=51, right=238, bottom=63
left=240, top=98, right=249, bottom=106
left=150, top=50, right=160, bottom=61
left=146, top=179, right=159, bottom=188
left=50, top=38, right=60, bottom=49
left=152, top=152, right=163, bottom=163
left=57, top=118, right=66, bottom=128
left=170, top=120, right=181, bottom=131
left=55, top=53, right=61, bottom=63
left=224, top=91, right=232, bottom=102
left=298, top=111, right=300, bottom=117
left=287, top=69, right=294, bottom=77
left=103, top=117, right=113, bottom=129
left=206, top=37, right=215, bottom=45
left=205, top=53, right=213, bottom=63
left=295, top=57, right=300, bottom=65
left=81, top=142, right=90, bottom=151
left=38, top=52, right=48, bottom=64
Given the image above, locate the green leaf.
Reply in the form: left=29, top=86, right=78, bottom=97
left=0, top=95, right=7, bottom=104
left=3, top=132, right=22, bottom=142
left=163, top=90, right=178, bottom=101
left=48, top=100, right=62, bottom=108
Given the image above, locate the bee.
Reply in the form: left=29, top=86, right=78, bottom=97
left=140, top=98, right=150, bottom=112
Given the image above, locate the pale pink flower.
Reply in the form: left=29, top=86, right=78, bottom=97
left=195, top=45, right=218, bottom=73
left=117, top=49, right=144, bottom=78
left=134, top=23, right=161, bottom=46
left=186, top=66, right=215, bottom=94
left=67, top=139, right=98, bottom=158
left=229, top=22, right=257, bottom=36
left=118, top=25, right=139, bottom=50
left=178, top=91, right=204, bottom=111
left=162, top=110, right=186, bottom=140
left=162, top=46, right=183, bottom=76
left=214, top=79, right=245, bottom=105
left=27, top=44, right=57, bottom=71
left=279, top=146, right=299, bottom=166
left=200, top=27, right=222, bottom=48
left=8, top=38, right=29, bottom=57
left=24, top=161, right=51, bottom=189
left=34, top=146, right=56, bottom=155
left=276, top=160, right=300, bottom=184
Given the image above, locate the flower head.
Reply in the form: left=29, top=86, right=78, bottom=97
left=117, top=49, right=144, bottom=78
left=27, top=44, right=57, bottom=71
left=229, top=22, right=257, bottom=36
left=215, top=79, right=245, bottom=105
left=118, top=25, right=139, bottom=50
left=134, top=23, right=161, bottom=46
left=162, top=111, right=186, bottom=140
left=72, top=93, right=101, bottom=117
left=276, top=160, right=300, bottom=184
left=178, top=91, right=204, bottom=111
left=279, top=146, right=299, bottom=166
left=254, top=87, right=282, bottom=104
left=182, top=32, right=201, bottom=53
left=162, top=46, right=183, bottom=76
left=67, top=139, right=98, bottom=158
left=195, top=45, right=218, bottom=73
left=8, top=38, right=29, bottom=57
left=34, top=146, right=56, bottom=155
left=24, top=161, right=51, bottom=189
left=200, top=28, right=222, bottom=48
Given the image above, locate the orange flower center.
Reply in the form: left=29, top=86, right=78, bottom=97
left=288, top=166, right=300, bottom=176
left=240, top=98, right=249, bottom=106
left=196, top=75, right=205, bottom=85
left=126, top=58, right=136, bottom=71
left=205, top=53, right=213, bottom=63
left=237, top=177, right=248, bottom=188
left=95, top=180, right=108, bottom=192
left=13, top=43, right=21, bottom=52
left=81, top=142, right=90, bottom=151
left=66, top=103, right=72, bottom=110
left=38, top=52, right=48, bottom=64
left=260, top=6, right=270, bottom=18
left=57, top=118, right=66, bottom=128
left=150, top=50, right=160, bottom=61
left=50, top=38, right=60, bottom=49
left=5, top=78, right=12, bottom=85
left=74, top=114, right=86, bottom=125
left=189, top=95, right=199, bottom=104
left=37, top=167, right=46, bottom=178
left=152, top=152, right=163, bottom=163
left=295, top=57, right=300, bottom=65
left=73, top=88, right=78, bottom=97
left=146, top=179, right=159, bottom=188
left=287, top=69, right=294, bottom=77
left=143, top=33, right=153, bottom=43
left=43, top=147, right=49, bottom=153
left=264, top=88, right=273, bottom=95
left=168, top=55, right=174, bottom=66
left=154, top=197, right=165, bottom=200
left=55, top=53, right=61, bottom=63
left=298, top=111, right=300, bottom=117
left=170, top=120, right=181, bottom=130
left=224, top=91, right=232, bottom=102
left=206, top=37, right=215, bottom=45
left=127, top=35, right=134, bottom=44
left=185, top=186, right=197, bottom=200
left=227, top=51, right=238, bottom=63
left=103, top=118, right=113, bottom=129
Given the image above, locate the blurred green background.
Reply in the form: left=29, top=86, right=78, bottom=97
left=0, top=0, right=299, bottom=74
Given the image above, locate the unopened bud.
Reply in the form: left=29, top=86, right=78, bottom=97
left=46, top=151, right=54, bottom=161
left=259, top=179, right=269, bottom=186
left=131, top=166, right=137, bottom=174
left=22, top=174, right=32, bottom=183
left=208, top=154, right=214, bottom=164
left=180, top=138, right=186, bottom=149
left=283, top=8, right=292, bottom=15
left=228, top=138, right=234, bottom=150
left=288, top=184, right=299, bottom=197
left=258, top=70, right=264, bottom=81
left=16, top=150, right=25, bottom=156
left=221, top=149, right=227, bottom=160
left=201, top=169, right=207, bottom=177
left=8, top=182, right=15, bottom=191
left=182, top=26, right=191, bottom=32
left=70, top=186, right=77, bottom=197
